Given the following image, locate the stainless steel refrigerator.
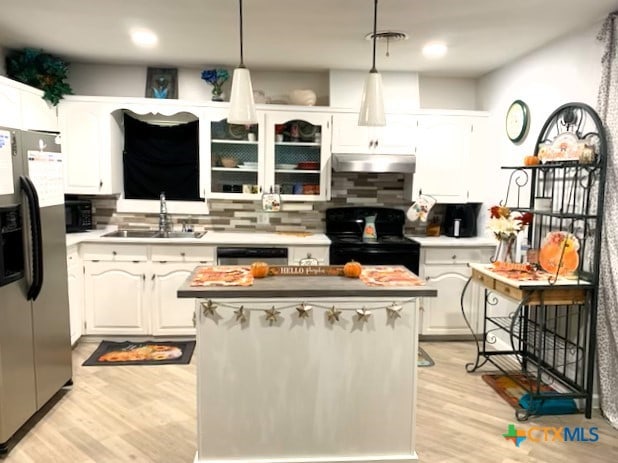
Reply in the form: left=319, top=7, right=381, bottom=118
left=0, top=127, right=72, bottom=453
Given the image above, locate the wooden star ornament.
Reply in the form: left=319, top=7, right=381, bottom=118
left=386, top=303, right=403, bottom=319
left=296, top=303, right=313, bottom=319
left=201, top=300, right=218, bottom=317
left=356, top=307, right=372, bottom=323
left=234, top=305, right=247, bottom=323
left=326, top=306, right=342, bottom=324
left=264, top=306, right=281, bottom=324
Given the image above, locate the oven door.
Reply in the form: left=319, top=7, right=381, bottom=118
left=330, top=246, right=420, bottom=276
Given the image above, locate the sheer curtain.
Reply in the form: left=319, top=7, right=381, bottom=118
left=596, top=11, right=618, bottom=428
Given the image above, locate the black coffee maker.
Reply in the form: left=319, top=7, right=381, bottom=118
left=444, top=203, right=480, bottom=238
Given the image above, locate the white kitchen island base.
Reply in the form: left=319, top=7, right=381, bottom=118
left=193, top=297, right=420, bottom=463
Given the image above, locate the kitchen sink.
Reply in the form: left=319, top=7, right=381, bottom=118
left=155, top=231, right=207, bottom=239
left=101, top=230, right=207, bottom=239
left=101, top=230, right=159, bottom=238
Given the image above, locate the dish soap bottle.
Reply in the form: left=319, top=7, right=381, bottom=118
left=363, top=214, right=377, bottom=242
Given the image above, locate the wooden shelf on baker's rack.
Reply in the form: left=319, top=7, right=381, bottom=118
left=468, top=263, right=591, bottom=305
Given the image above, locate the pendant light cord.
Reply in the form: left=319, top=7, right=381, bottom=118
left=239, top=0, right=246, bottom=68
left=370, top=0, right=378, bottom=72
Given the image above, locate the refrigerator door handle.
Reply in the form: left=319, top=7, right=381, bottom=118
left=20, top=176, right=44, bottom=301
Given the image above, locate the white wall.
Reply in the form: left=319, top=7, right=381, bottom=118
left=418, top=76, right=478, bottom=110
left=476, top=21, right=605, bottom=237
left=69, top=63, right=330, bottom=105
left=329, top=69, right=420, bottom=112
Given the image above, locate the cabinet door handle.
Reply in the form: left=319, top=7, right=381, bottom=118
left=142, top=274, right=146, bottom=281
left=374, top=139, right=379, bottom=148
left=99, top=180, right=103, bottom=189
left=452, top=255, right=457, bottom=259
left=369, top=140, right=374, bottom=148
left=112, top=251, right=117, bottom=256
left=425, top=276, right=431, bottom=281
left=192, top=311, right=197, bottom=327
left=180, top=252, right=186, bottom=257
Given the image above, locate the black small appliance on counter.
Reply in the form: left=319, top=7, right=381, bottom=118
left=444, top=203, right=480, bottom=238
left=65, top=198, right=93, bottom=233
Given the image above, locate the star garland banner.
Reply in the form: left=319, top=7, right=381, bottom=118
left=198, top=299, right=415, bottom=325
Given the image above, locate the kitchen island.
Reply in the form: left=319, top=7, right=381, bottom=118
left=178, top=266, right=437, bottom=463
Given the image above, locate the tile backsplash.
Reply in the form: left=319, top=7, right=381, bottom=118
left=86, top=173, right=431, bottom=234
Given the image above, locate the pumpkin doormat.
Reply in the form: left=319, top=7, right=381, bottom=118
left=82, top=340, right=195, bottom=366
left=418, top=347, right=434, bottom=367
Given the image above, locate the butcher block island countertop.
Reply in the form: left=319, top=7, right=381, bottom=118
left=178, top=265, right=437, bottom=463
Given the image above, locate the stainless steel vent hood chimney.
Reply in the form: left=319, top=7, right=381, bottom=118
left=332, top=153, right=416, bottom=174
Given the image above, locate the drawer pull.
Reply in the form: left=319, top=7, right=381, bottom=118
left=180, top=252, right=186, bottom=257
left=452, top=254, right=457, bottom=259
left=112, top=251, right=117, bottom=256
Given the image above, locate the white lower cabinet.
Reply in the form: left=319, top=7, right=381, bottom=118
left=66, top=245, right=84, bottom=345
left=84, top=261, right=150, bottom=335
left=80, top=243, right=214, bottom=336
left=418, top=245, right=494, bottom=337
left=151, top=263, right=198, bottom=335
left=150, top=245, right=215, bottom=335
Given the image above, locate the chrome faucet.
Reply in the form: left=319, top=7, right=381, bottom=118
left=159, top=192, right=170, bottom=234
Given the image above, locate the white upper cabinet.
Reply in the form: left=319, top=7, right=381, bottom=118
left=58, top=99, right=124, bottom=195
left=19, top=88, right=58, bottom=132
left=414, top=113, right=488, bottom=203
left=206, top=108, right=332, bottom=201
left=0, top=76, right=57, bottom=132
left=0, top=79, right=22, bottom=129
left=331, top=112, right=417, bottom=155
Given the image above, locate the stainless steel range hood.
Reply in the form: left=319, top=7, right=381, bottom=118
left=332, top=153, right=416, bottom=174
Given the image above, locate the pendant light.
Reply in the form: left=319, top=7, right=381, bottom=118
left=228, top=0, right=257, bottom=124
left=358, top=0, right=386, bottom=126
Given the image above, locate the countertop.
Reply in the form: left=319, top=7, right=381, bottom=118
left=407, top=235, right=496, bottom=247
left=178, top=265, right=437, bottom=299
left=66, top=228, right=331, bottom=246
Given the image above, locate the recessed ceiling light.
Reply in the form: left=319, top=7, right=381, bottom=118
left=131, top=29, right=158, bottom=48
left=422, top=41, right=448, bottom=59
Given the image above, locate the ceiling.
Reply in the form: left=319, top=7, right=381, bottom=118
left=1, top=0, right=617, bottom=77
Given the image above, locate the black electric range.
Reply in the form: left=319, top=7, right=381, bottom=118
left=326, top=207, right=421, bottom=275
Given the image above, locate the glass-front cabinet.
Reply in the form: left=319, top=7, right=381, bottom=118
left=205, top=108, right=332, bottom=201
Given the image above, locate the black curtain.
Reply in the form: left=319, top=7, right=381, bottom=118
left=123, top=114, right=200, bottom=201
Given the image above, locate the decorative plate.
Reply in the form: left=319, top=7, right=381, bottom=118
left=538, top=231, right=580, bottom=275
left=298, top=121, right=317, bottom=141
left=228, top=124, right=248, bottom=140
left=544, top=132, right=581, bottom=162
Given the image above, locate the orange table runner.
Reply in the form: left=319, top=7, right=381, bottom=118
left=190, top=266, right=254, bottom=287
left=359, top=266, right=425, bottom=287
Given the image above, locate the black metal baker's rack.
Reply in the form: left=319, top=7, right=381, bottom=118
left=461, top=102, right=607, bottom=420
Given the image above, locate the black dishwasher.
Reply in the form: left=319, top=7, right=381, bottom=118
left=216, top=247, right=288, bottom=265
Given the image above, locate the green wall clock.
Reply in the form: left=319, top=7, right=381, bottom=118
left=505, top=100, right=529, bottom=143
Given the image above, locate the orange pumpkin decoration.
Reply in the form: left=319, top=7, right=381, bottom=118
left=524, top=155, right=540, bottom=166
left=250, top=261, right=269, bottom=278
left=343, top=260, right=362, bottom=278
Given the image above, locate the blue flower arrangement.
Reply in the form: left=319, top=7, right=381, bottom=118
left=201, top=68, right=229, bottom=101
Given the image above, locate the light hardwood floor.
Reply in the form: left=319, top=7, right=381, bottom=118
left=2, top=341, right=616, bottom=462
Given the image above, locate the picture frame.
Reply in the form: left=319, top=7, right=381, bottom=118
left=145, top=67, right=178, bottom=99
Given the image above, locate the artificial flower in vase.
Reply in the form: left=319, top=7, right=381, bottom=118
left=487, top=205, right=533, bottom=263
left=201, top=68, right=229, bottom=101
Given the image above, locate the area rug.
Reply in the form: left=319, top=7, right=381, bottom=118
left=418, top=347, right=435, bottom=367
left=482, top=373, right=556, bottom=409
left=82, top=340, right=195, bottom=366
